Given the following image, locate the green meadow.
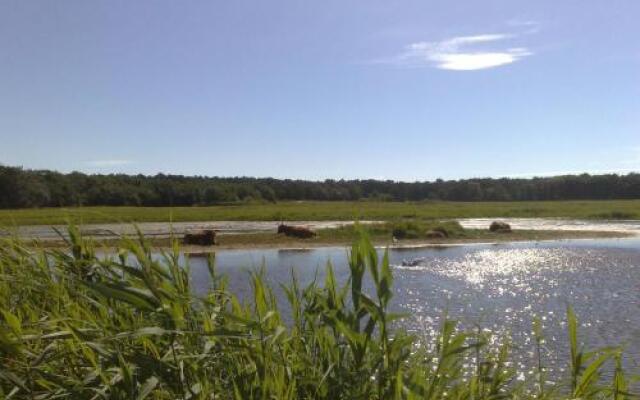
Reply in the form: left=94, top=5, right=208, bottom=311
left=1, top=200, right=640, bottom=226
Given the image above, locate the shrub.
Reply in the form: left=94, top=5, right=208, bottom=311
left=390, top=220, right=464, bottom=240
left=590, top=211, right=637, bottom=220
left=391, top=220, right=423, bottom=239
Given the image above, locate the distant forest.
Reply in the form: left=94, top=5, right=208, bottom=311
left=1, top=165, right=640, bottom=208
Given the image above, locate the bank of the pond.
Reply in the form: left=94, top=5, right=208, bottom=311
left=4, top=217, right=638, bottom=250
left=189, top=229, right=632, bottom=250
left=19, top=228, right=632, bottom=251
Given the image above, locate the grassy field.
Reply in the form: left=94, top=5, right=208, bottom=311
left=1, top=200, right=640, bottom=226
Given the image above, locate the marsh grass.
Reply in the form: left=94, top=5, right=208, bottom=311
left=588, top=211, right=637, bottom=220
left=1, top=199, right=640, bottom=226
left=0, top=226, right=636, bottom=399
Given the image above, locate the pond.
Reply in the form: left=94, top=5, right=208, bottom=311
left=186, top=235, right=640, bottom=379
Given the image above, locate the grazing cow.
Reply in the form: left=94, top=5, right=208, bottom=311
left=183, top=230, right=217, bottom=245
left=277, top=224, right=316, bottom=239
left=489, top=221, right=512, bottom=233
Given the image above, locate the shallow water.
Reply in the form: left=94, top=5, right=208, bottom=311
left=187, top=236, right=640, bottom=378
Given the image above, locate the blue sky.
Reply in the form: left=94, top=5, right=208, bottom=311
left=1, top=1, right=638, bottom=180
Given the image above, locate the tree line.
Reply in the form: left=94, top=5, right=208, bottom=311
left=1, top=165, right=640, bottom=208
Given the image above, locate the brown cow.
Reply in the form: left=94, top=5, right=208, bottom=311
left=489, top=221, right=512, bottom=233
left=183, top=230, right=217, bottom=245
left=277, top=224, right=316, bottom=239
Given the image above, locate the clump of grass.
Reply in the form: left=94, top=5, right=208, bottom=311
left=321, top=220, right=465, bottom=242
left=391, top=220, right=423, bottom=239
left=389, top=220, right=464, bottom=239
left=0, top=226, right=634, bottom=399
left=589, top=211, right=637, bottom=220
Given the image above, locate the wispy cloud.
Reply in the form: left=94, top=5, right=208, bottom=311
left=86, top=159, right=133, bottom=167
left=378, top=31, right=533, bottom=71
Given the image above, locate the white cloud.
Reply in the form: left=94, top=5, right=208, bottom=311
left=381, top=32, right=533, bottom=71
left=86, top=159, right=133, bottom=167
left=431, top=49, right=532, bottom=71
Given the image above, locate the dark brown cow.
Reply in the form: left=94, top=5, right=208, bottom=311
left=489, top=221, right=512, bottom=233
left=183, top=230, right=216, bottom=245
left=277, top=224, right=316, bottom=239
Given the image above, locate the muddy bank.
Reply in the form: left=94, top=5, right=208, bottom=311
left=0, top=220, right=379, bottom=241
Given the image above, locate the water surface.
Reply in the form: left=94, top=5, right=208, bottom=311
left=187, top=236, right=640, bottom=378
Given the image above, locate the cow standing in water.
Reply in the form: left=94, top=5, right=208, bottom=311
left=277, top=224, right=316, bottom=239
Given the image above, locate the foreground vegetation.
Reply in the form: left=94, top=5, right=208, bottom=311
left=0, top=229, right=635, bottom=399
left=1, top=199, right=640, bottom=226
